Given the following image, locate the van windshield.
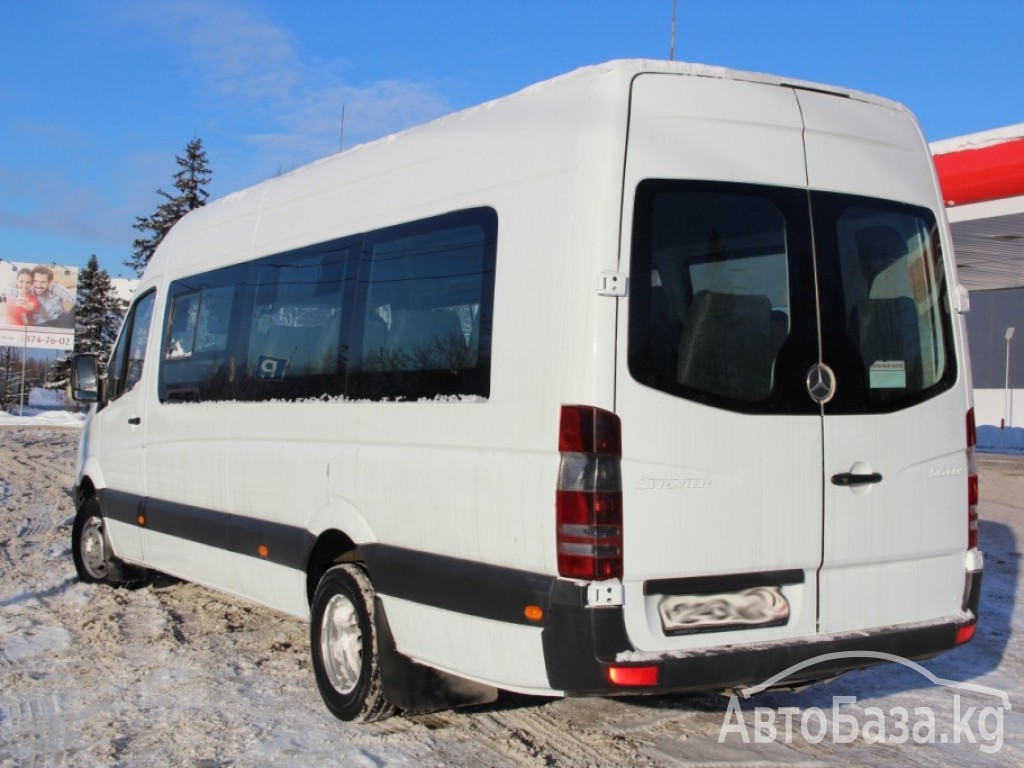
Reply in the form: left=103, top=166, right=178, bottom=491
left=627, top=180, right=956, bottom=415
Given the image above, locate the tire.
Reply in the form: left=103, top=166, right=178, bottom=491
left=71, top=498, right=131, bottom=586
left=310, top=564, right=396, bottom=722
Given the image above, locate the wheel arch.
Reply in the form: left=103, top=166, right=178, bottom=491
left=75, top=454, right=106, bottom=505
left=306, top=529, right=364, bottom=605
left=74, top=475, right=98, bottom=508
left=304, top=499, right=377, bottom=604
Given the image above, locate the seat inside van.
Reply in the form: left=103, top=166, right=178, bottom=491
left=676, top=290, right=776, bottom=402
left=849, top=296, right=922, bottom=392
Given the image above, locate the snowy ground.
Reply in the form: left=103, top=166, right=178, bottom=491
left=1, top=420, right=1021, bottom=766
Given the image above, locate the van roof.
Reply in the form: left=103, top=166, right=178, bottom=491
left=148, top=59, right=908, bottom=279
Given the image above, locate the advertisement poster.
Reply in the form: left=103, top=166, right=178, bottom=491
left=0, top=261, right=78, bottom=350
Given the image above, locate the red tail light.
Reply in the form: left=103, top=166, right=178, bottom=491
left=557, top=405, right=623, bottom=580
left=607, top=664, right=659, bottom=687
left=966, top=408, right=979, bottom=550
left=955, top=620, right=978, bottom=645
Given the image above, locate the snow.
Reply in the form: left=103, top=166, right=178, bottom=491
left=0, top=408, right=84, bottom=427
left=0, top=387, right=85, bottom=427
left=1, top=428, right=1022, bottom=765
left=930, top=123, right=1024, bottom=155
left=0, top=618, right=70, bottom=664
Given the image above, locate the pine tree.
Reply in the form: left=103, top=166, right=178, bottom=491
left=127, top=137, right=212, bottom=276
left=0, top=345, right=21, bottom=412
left=49, top=255, right=127, bottom=388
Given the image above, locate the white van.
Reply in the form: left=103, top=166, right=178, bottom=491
left=71, top=60, right=983, bottom=722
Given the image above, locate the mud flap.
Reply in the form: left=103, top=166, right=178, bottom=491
left=374, top=597, right=498, bottom=713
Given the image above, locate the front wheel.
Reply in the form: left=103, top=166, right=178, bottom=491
left=71, top=498, right=133, bottom=586
left=310, top=564, right=395, bottom=722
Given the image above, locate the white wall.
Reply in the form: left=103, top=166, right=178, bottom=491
left=974, top=387, right=1024, bottom=428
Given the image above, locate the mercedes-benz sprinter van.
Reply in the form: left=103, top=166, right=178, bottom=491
left=71, top=60, right=982, bottom=721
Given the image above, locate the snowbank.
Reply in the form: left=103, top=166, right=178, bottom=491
left=0, top=387, right=85, bottom=427
left=0, top=407, right=84, bottom=428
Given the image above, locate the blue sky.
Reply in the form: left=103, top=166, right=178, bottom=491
left=2, top=0, right=1022, bottom=278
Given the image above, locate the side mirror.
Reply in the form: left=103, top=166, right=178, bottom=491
left=71, top=354, right=101, bottom=403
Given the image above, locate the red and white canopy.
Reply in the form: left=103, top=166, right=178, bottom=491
left=932, top=125, right=1024, bottom=291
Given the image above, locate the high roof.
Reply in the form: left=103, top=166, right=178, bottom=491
left=931, top=124, right=1024, bottom=291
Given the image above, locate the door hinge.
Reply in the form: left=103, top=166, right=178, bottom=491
left=597, top=270, right=628, bottom=297
left=953, top=283, right=970, bottom=314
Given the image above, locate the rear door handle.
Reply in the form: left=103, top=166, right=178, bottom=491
left=831, top=472, right=882, bottom=487
left=128, top=416, right=141, bottom=425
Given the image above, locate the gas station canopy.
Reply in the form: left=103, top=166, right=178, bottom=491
left=931, top=125, right=1024, bottom=291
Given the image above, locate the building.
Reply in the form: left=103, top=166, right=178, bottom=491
left=932, top=124, right=1024, bottom=431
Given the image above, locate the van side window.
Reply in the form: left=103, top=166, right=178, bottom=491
left=107, top=290, right=155, bottom=401
left=240, top=242, right=357, bottom=401
left=347, top=207, right=498, bottom=401
left=160, top=268, right=244, bottom=403
left=155, top=208, right=496, bottom=405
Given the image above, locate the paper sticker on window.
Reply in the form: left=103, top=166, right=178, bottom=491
left=869, top=360, right=906, bottom=389
left=256, top=355, right=289, bottom=380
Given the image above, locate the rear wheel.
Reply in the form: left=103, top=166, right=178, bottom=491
left=310, top=564, right=395, bottom=722
left=72, top=498, right=132, bottom=586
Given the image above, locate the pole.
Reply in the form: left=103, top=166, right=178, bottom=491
left=670, top=0, right=677, bottom=61
left=20, top=322, right=27, bottom=416
left=1006, top=327, right=1016, bottom=429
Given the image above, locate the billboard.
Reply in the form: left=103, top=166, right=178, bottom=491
left=1, top=261, right=78, bottom=350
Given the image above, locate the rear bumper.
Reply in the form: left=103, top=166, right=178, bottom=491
left=541, top=568, right=983, bottom=696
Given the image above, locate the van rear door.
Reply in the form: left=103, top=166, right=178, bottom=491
left=617, top=73, right=823, bottom=651
left=617, top=72, right=965, bottom=654
left=796, top=89, right=967, bottom=634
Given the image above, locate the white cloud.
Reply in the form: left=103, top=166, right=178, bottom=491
left=124, top=1, right=453, bottom=178
left=0, top=1, right=460, bottom=273
left=0, top=166, right=125, bottom=246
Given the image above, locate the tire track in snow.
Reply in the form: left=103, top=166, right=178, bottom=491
left=393, top=699, right=659, bottom=767
left=487, top=704, right=658, bottom=767
left=0, top=692, right=82, bottom=768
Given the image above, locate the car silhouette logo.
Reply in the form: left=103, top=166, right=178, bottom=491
left=740, top=650, right=1010, bottom=707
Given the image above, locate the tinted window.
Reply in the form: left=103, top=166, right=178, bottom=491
left=347, top=207, right=497, bottom=401
left=160, top=266, right=248, bottom=403
left=814, top=194, right=956, bottom=413
left=108, top=290, right=155, bottom=401
left=628, top=180, right=955, bottom=415
left=628, top=181, right=818, bottom=414
left=239, top=242, right=357, bottom=401
left=156, top=207, right=497, bottom=405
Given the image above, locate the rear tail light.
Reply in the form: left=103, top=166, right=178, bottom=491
left=955, top=620, right=978, bottom=645
left=607, top=664, right=659, bottom=687
left=966, top=408, right=979, bottom=550
left=557, top=405, right=623, bottom=580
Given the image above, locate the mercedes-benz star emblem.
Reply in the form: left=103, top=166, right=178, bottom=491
left=806, top=362, right=836, bottom=404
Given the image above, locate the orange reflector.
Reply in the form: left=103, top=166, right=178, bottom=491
left=607, top=665, right=659, bottom=687
left=136, top=514, right=146, bottom=526
left=524, top=605, right=544, bottom=622
left=257, top=545, right=269, bottom=558
left=955, top=622, right=977, bottom=645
